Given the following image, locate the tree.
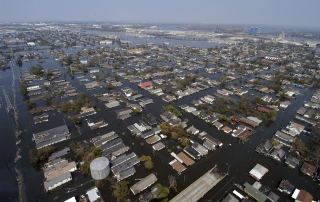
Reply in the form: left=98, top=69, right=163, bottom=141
left=81, top=163, right=90, bottom=176
left=71, top=115, right=82, bottom=126
left=268, top=110, right=276, bottom=120
left=145, top=160, right=154, bottom=170
left=20, top=87, right=27, bottom=95
left=140, top=155, right=152, bottom=162
left=111, top=181, right=130, bottom=202
left=113, top=74, right=119, bottom=80
left=29, top=146, right=55, bottom=164
left=134, top=108, right=142, bottom=114
left=168, top=175, right=178, bottom=192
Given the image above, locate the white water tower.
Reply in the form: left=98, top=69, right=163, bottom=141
left=90, top=157, right=110, bottom=180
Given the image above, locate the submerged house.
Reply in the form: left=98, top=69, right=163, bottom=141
left=277, top=179, right=295, bottom=195
left=44, top=171, right=72, bottom=192
left=249, top=164, right=268, bottom=181
left=285, top=155, right=300, bottom=169
left=243, top=182, right=268, bottom=202
left=33, top=125, right=69, bottom=149
left=270, top=149, right=285, bottom=162
left=300, top=162, right=316, bottom=177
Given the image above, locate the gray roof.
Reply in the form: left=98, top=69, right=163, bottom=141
left=152, top=142, right=165, bottom=151
left=99, top=138, right=123, bottom=151
left=285, top=155, right=300, bottom=168
left=221, top=194, right=239, bottom=202
left=44, top=171, right=71, bottom=190
left=270, top=149, right=285, bottom=160
left=140, top=130, right=154, bottom=139
left=267, top=191, right=280, bottom=202
left=111, top=155, right=140, bottom=174
left=33, top=125, right=69, bottom=144
left=191, top=140, right=208, bottom=155
left=102, top=143, right=126, bottom=157
left=130, top=173, right=157, bottom=195
left=111, top=153, right=136, bottom=168
left=48, top=147, right=70, bottom=161
left=297, top=107, right=307, bottom=115
left=118, top=167, right=136, bottom=181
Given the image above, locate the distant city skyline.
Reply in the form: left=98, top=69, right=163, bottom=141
left=1, top=0, right=320, bottom=29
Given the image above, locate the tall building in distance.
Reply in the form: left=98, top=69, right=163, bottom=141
left=249, top=27, right=259, bottom=36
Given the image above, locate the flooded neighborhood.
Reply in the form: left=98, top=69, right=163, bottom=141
left=1, top=21, right=320, bottom=202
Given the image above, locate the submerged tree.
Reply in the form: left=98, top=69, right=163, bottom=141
left=168, top=175, right=178, bottom=192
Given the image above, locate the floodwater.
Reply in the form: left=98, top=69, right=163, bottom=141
left=0, top=35, right=319, bottom=202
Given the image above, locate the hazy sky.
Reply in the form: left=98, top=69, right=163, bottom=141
left=1, top=0, right=320, bottom=28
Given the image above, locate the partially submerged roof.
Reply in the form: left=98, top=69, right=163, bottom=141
left=176, top=152, right=195, bottom=166
left=130, top=173, right=157, bottom=195
left=244, top=182, right=268, bottom=202
left=221, top=193, right=239, bottom=202
left=249, top=164, right=268, bottom=180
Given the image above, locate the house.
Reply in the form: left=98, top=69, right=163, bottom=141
left=169, top=159, right=186, bottom=173
left=206, top=116, right=219, bottom=123
left=296, top=107, right=307, bottom=115
left=243, top=182, right=268, bottom=202
left=186, top=126, right=199, bottom=135
left=282, top=122, right=305, bottom=137
left=300, top=162, right=316, bottom=177
left=256, top=140, right=273, bottom=153
left=130, top=174, right=157, bottom=195
left=179, top=104, right=189, bottom=110
left=285, top=155, right=300, bottom=168
left=221, top=126, right=232, bottom=133
left=138, top=81, right=153, bottom=89
left=44, top=171, right=72, bottom=192
left=304, top=109, right=315, bottom=118
left=291, top=189, right=313, bottom=202
left=267, top=191, right=280, bottom=202
left=232, top=126, right=246, bottom=137
left=277, top=179, right=294, bottom=194
left=256, top=106, right=271, bottom=113
left=176, top=152, right=195, bottom=166
left=221, top=194, right=239, bottom=202
left=270, top=149, right=285, bottom=161
left=184, top=146, right=201, bottom=160
left=26, top=83, right=41, bottom=92
left=86, top=187, right=102, bottom=202
left=247, top=116, right=262, bottom=125
left=33, top=125, right=69, bottom=149
left=190, top=140, right=208, bottom=155
left=213, top=122, right=223, bottom=130
left=204, top=134, right=223, bottom=147
left=275, top=131, right=294, bottom=143
left=199, top=113, right=210, bottom=120
left=249, top=164, right=268, bottom=181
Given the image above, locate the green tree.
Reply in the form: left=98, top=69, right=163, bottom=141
left=134, top=108, right=142, bottom=114
left=268, top=110, right=276, bottom=120
left=113, top=74, right=119, bottom=80
left=20, top=87, right=27, bottom=95
left=71, top=115, right=82, bottom=125
left=112, top=181, right=130, bottom=202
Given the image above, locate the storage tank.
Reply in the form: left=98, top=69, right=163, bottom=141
left=90, top=157, right=110, bottom=180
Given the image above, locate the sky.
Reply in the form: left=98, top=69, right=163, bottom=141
left=1, top=0, right=320, bottom=28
